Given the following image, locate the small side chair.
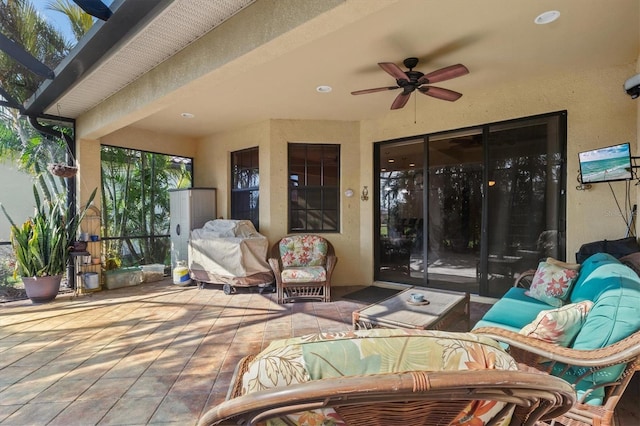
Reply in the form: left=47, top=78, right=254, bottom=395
left=268, top=234, right=337, bottom=303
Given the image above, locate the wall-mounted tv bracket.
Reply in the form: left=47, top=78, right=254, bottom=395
left=630, top=156, right=640, bottom=184
left=576, top=170, right=592, bottom=190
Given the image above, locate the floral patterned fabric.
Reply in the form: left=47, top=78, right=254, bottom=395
left=519, top=300, right=593, bottom=346
left=281, top=266, right=327, bottom=283
left=525, top=257, right=581, bottom=307
left=279, top=235, right=328, bottom=268
left=242, top=329, right=518, bottom=426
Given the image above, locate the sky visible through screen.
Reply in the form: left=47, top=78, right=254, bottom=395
left=32, top=0, right=115, bottom=46
left=33, top=1, right=76, bottom=44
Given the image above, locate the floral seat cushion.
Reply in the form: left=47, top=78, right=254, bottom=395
left=280, top=266, right=326, bottom=283
left=279, top=235, right=328, bottom=268
left=242, top=328, right=518, bottom=426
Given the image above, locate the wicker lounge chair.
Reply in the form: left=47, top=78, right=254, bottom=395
left=473, top=327, right=640, bottom=426
left=198, top=357, right=574, bottom=426
left=199, top=329, right=575, bottom=426
left=268, top=234, right=337, bottom=303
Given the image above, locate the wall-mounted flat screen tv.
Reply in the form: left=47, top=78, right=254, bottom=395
left=578, top=142, right=632, bottom=184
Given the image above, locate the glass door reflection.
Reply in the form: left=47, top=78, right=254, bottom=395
left=378, top=140, right=424, bottom=283
left=426, top=131, right=483, bottom=294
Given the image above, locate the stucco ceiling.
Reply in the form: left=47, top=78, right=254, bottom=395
left=42, top=0, right=640, bottom=138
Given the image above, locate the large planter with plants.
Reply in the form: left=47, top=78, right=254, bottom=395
left=1, top=185, right=96, bottom=304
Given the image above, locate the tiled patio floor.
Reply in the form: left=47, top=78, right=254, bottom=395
left=0, top=280, right=637, bottom=425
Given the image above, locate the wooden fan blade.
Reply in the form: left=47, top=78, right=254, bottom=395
left=418, top=86, right=463, bottom=101
left=351, top=86, right=399, bottom=95
left=379, top=62, right=409, bottom=81
left=390, top=92, right=411, bottom=109
left=419, top=64, right=469, bottom=84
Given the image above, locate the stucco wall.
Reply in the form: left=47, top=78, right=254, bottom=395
left=198, top=119, right=364, bottom=286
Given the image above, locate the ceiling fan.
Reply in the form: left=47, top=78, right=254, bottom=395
left=351, top=57, right=469, bottom=110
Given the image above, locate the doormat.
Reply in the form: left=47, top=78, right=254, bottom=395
left=341, top=286, right=402, bottom=304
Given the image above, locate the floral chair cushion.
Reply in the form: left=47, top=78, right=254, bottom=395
left=281, top=266, right=327, bottom=283
left=242, top=328, right=518, bottom=426
left=279, top=235, right=328, bottom=268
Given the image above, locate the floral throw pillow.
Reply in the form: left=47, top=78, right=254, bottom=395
left=519, top=300, right=593, bottom=346
left=525, top=258, right=581, bottom=307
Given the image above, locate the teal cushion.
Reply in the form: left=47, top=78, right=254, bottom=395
left=569, top=253, right=620, bottom=302
left=570, top=279, right=640, bottom=397
left=554, top=366, right=605, bottom=405
left=573, top=280, right=640, bottom=350
left=570, top=263, right=637, bottom=303
left=479, top=287, right=552, bottom=330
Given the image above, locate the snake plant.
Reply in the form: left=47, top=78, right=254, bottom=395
left=1, top=186, right=96, bottom=278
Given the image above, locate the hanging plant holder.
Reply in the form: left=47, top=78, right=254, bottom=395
left=48, top=163, right=78, bottom=178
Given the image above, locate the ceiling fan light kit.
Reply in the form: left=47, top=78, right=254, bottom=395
left=351, top=57, right=469, bottom=110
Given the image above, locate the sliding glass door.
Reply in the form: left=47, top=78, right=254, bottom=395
left=374, top=112, right=566, bottom=297
left=482, top=116, right=565, bottom=296
left=426, top=130, right=483, bottom=294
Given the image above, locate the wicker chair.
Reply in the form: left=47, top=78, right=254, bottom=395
left=472, top=327, right=640, bottom=426
left=198, top=355, right=575, bottom=426
left=268, top=234, right=337, bottom=303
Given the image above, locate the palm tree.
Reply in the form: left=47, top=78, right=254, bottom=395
left=46, top=0, right=94, bottom=42
left=0, top=0, right=100, bottom=206
left=0, top=0, right=69, bottom=176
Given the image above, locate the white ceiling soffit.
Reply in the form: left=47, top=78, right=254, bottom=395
left=45, top=0, right=255, bottom=118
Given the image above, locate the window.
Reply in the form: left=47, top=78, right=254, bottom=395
left=288, top=143, right=340, bottom=232
left=231, top=147, right=259, bottom=230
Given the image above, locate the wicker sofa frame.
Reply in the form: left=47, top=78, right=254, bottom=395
left=268, top=235, right=337, bottom=303
left=474, top=268, right=640, bottom=426
left=473, top=326, right=639, bottom=426
left=198, top=355, right=575, bottom=426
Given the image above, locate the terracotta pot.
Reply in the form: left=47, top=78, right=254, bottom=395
left=22, top=275, right=62, bottom=304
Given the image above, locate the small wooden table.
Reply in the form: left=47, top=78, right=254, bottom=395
left=352, top=287, right=470, bottom=331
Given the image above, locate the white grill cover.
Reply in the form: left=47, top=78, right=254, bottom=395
left=188, top=219, right=270, bottom=278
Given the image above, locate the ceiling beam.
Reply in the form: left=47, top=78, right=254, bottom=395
left=72, top=0, right=112, bottom=21
left=0, top=32, right=54, bottom=79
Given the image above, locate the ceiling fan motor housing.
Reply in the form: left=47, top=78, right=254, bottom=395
left=403, top=57, right=419, bottom=69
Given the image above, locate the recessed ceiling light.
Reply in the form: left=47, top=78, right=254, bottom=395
left=181, top=112, right=195, bottom=118
left=316, top=85, right=332, bottom=93
left=388, top=159, right=395, bottom=163
left=534, top=10, right=560, bottom=25
left=409, top=163, right=415, bottom=167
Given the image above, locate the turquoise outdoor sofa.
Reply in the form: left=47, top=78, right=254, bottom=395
left=473, top=252, right=640, bottom=426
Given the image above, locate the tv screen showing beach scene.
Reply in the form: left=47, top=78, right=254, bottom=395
left=579, top=142, right=632, bottom=184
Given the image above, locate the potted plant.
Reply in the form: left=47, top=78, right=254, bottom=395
left=1, top=185, right=96, bottom=303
